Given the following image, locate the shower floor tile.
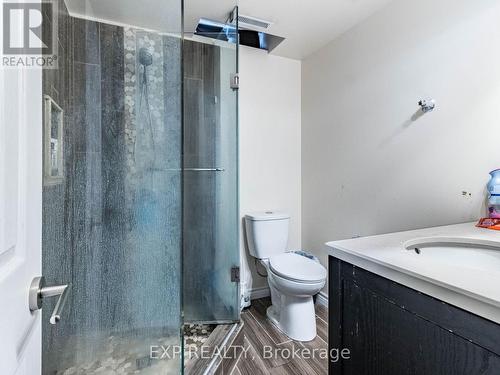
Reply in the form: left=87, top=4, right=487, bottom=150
left=184, top=323, right=216, bottom=355
left=53, top=333, right=180, bottom=375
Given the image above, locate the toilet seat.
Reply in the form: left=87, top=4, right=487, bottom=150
left=269, top=253, right=327, bottom=283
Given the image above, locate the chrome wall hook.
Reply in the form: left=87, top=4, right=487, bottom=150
left=418, top=99, right=436, bottom=113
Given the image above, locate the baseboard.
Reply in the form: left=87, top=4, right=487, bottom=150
left=316, top=291, right=328, bottom=307
left=249, top=286, right=329, bottom=307
left=250, top=286, right=270, bottom=300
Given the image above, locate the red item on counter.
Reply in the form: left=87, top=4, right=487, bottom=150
left=476, top=218, right=500, bottom=231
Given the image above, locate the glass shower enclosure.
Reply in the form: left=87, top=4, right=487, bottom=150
left=41, top=0, right=239, bottom=373
left=183, top=26, right=240, bottom=323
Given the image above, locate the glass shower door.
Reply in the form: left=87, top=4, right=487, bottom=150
left=41, top=0, right=183, bottom=373
left=183, top=14, right=240, bottom=322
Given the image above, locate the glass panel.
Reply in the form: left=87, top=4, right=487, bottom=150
left=41, top=0, right=183, bottom=373
left=183, top=10, right=239, bottom=322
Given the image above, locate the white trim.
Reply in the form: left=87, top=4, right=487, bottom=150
left=250, top=286, right=270, bottom=300
left=316, top=291, right=328, bottom=307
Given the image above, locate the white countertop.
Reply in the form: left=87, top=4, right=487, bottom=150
left=326, top=222, right=500, bottom=324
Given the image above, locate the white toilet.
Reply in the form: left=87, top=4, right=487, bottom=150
left=245, top=211, right=327, bottom=342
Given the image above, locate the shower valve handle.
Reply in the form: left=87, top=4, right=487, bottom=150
left=29, top=276, right=70, bottom=325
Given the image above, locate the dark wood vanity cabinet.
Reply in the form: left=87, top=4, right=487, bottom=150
left=328, top=257, right=500, bottom=375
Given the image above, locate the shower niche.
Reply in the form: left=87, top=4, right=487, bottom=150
left=43, top=95, right=64, bottom=186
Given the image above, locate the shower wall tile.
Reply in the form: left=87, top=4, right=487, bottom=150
left=160, top=34, right=183, bottom=317
left=70, top=151, right=104, bottom=341
left=50, top=40, right=65, bottom=103
left=183, top=77, right=202, bottom=167
left=72, top=62, right=102, bottom=153
left=183, top=41, right=217, bottom=167
left=183, top=40, right=219, bottom=321
left=100, top=24, right=125, bottom=113
left=100, top=24, right=125, bottom=155
left=71, top=18, right=104, bottom=335
left=41, top=10, right=54, bottom=95
left=183, top=40, right=203, bottom=79
left=42, top=183, right=71, bottom=364
left=99, top=23, right=129, bottom=331
left=163, top=37, right=182, bottom=169
left=42, top=2, right=75, bottom=373
left=73, top=18, right=100, bottom=64
left=119, top=29, right=182, bottom=332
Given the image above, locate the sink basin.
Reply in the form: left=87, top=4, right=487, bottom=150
left=404, top=236, right=500, bottom=275
left=404, top=236, right=500, bottom=250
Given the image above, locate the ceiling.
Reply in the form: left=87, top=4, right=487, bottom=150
left=65, top=0, right=393, bottom=59
left=187, top=0, right=393, bottom=59
left=65, top=0, right=182, bottom=34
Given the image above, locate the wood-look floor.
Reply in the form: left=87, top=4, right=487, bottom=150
left=231, top=297, right=328, bottom=375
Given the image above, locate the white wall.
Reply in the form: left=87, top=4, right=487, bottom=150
left=302, top=0, right=500, bottom=294
left=239, top=46, right=302, bottom=295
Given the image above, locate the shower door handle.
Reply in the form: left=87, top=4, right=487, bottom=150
left=29, top=276, right=70, bottom=325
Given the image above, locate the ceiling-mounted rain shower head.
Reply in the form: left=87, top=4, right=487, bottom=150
left=195, top=10, right=284, bottom=53
left=138, top=48, right=153, bottom=66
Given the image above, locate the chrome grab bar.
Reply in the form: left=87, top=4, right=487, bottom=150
left=183, top=168, right=225, bottom=172
left=165, top=168, right=226, bottom=172
left=29, top=276, right=70, bottom=325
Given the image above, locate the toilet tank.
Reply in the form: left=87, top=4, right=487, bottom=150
left=245, top=211, right=290, bottom=259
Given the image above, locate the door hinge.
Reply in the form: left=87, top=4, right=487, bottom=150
left=231, top=266, right=240, bottom=282
left=230, top=73, right=239, bottom=90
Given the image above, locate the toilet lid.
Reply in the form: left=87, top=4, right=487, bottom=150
left=269, top=253, right=327, bottom=282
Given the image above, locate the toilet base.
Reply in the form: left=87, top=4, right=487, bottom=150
left=266, top=293, right=317, bottom=342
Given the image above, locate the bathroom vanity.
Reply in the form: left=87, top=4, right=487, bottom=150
left=326, top=223, right=500, bottom=375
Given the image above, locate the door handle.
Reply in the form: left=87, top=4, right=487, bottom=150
left=29, top=276, right=70, bottom=325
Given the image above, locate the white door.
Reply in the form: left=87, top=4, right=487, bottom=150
left=0, top=3, right=43, bottom=373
